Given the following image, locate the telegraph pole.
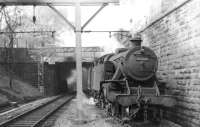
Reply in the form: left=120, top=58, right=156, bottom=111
left=75, top=0, right=83, bottom=100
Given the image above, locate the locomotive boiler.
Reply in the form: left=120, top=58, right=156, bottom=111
left=92, top=34, right=176, bottom=123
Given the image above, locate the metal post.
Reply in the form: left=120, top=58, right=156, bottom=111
left=75, top=0, right=83, bottom=98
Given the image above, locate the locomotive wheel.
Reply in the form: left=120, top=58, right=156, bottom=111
left=157, top=108, right=163, bottom=122
left=100, top=99, right=105, bottom=109
left=152, top=108, right=163, bottom=122
left=160, top=109, right=163, bottom=120
left=111, top=102, right=120, bottom=117
left=105, top=103, right=111, bottom=116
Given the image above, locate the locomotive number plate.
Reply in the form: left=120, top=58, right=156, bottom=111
left=136, top=57, right=149, bottom=61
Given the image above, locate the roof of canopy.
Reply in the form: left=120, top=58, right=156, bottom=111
left=0, top=0, right=119, bottom=6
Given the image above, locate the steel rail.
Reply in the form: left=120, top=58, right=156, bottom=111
left=32, top=95, right=74, bottom=127
left=0, top=105, right=16, bottom=114
left=0, top=95, right=62, bottom=126
left=0, top=95, right=74, bottom=127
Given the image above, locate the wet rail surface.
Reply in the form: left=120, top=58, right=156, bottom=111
left=0, top=105, right=15, bottom=114
left=0, top=95, right=75, bottom=127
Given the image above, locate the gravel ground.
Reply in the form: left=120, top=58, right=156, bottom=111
left=53, top=98, right=122, bottom=127
left=52, top=98, right=181, bottom=127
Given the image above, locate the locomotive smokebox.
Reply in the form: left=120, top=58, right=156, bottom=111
left=122, top=47, right=158, bottom=81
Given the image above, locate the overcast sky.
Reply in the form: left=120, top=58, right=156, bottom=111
left=19, top=0, right=155, bottom=53
left=53, top=0, right=153, bottom=53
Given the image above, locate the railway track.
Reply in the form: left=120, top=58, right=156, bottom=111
left=0, top=95, right=75, bottom=127
left=0, top=105, right=15, bottom=114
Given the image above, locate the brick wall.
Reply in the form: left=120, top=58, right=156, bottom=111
left=0, top=48, right=41, bottom=89
left=141, top=0, right=200, bottom=126
left=0, top=62, right=40, bottom=88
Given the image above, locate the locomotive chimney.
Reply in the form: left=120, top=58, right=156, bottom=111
left=129, top=33, right=142, bottom=48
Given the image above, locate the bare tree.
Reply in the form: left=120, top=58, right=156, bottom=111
left=2, top=7, right=22, bottom=89
left=0, top=6, right=59, bottom=89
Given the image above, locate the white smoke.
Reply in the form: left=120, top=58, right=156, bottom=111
left=67, top=69, right=77, bottom=85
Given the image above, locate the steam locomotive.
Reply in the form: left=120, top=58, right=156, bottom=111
left=91, top=35, right=176, bottom=123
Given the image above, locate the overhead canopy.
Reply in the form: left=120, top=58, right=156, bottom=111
left=0, top=0, right=119, bottom=6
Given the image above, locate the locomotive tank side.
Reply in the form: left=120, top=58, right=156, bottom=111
left=91, top=54, right=115, bottom=97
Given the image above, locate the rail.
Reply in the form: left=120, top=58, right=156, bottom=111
left=0, top=94, right=75, bottom=127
